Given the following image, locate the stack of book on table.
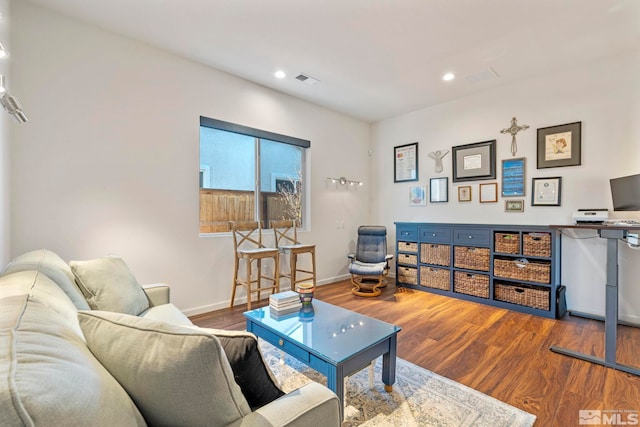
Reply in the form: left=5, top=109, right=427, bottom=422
left=269, top=291, right=301, bottom=316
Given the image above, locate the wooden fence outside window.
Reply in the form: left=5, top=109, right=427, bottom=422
left=199, top=189, right=291, bottom=233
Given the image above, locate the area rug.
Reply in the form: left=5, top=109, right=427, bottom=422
left=259, top=339, right=536, bottom=427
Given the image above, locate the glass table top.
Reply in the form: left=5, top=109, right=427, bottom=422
left=244, top=299, right=401, bottom=363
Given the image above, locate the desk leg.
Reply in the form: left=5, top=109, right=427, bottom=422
left=382, top=334, right=397, bottom=392
left=550, top=234, right=640, bottom=376
left=605, top=237, right=618, bottom=365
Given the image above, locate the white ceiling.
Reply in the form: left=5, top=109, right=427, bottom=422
left=24, top=0, right=640, bottom=123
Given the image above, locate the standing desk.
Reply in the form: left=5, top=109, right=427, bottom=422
left=550, top=224, right=640, bottom=376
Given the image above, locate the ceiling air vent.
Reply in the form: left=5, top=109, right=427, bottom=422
left=295, top=73, right=320, bottom=85
left=463, top=67, right=500, bottom=83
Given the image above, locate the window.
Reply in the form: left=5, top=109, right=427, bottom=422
left=199, top=117, right=309, bottom=234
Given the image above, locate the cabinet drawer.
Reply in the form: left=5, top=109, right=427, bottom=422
left=397, top=266, right=417, bottom=285
left=397, top=226, right=418, bottom=241
left=250, top=324, right=310, bottom=362
left=453, top=271, right=489, bottom=299
left=419, top=227, right=451, bottom=244
left=494, top=258, right=551, bottom=284
left=494, top=232, right=521, bottom=254
left=454, top=246, right=490, bottom=271
left=398, top=253, right=417, bottom=266
left=453, top=228, right=491, bottom=246
left=420, top=266, right=450, bottom=291
left=523, top=232, right=552, bottom=257
left=495, top=281, right=550, bottom=311
left=420, top=243, right=450, bottom=266
left=398, top=241, right=418, bottom=253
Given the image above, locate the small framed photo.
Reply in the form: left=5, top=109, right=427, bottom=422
left=430, top=177, right=448, bottom=203
left=409, top=186, right=426, bottom=206
left=452, top=140, right=496, bottom=182
left=394, top=142, right=419, bottom=182
left=458, top=185, right=472, bottom=202
left=537, top=122, right=581, bottom=169
left=479, top=183, right=498, bottom=203
left=532, top=177, right=562, bottom=206
left=501, top=157, right=525, bottom=197
left=505, top=200, right=524, bottom=212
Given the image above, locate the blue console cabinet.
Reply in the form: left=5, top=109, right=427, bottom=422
left=395, top=222, right=564, bottom=319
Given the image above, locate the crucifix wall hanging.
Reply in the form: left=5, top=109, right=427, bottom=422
left=500, top=117, right=529, bottom=156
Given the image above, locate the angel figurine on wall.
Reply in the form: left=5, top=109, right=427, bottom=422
left=428, top=149, right=449, bottom=173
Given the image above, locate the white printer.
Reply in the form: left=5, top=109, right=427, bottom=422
left=572, top=208, right=609, bottom=224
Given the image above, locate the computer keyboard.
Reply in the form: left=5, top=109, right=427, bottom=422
left=608, top=219, right=640, bottom=227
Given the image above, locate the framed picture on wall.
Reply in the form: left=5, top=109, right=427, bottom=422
left=452, top=140, right=496, bottom=182
left=501, top=157, right=525, bottom=197
left=458, top=185, right=472, bottom=202
left=505, top=200, right=524, bottom=212
left=531, top=177, right=562, bottom=206
left=430, top=177, right=448, bottom=203
left=409, top=186, right=427, bottom=206
left=394, top=142, right=419, bottom=182
left=479, top=183, right=498, bottom=203
left=537, top=122, right=581, bottom=169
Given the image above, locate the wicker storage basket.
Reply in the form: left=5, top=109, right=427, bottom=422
left=397, top=266, right=417, bottom=285
left=420, top=243, right=451, bottom=266
left=398, top=241, right=418, bottom=253
left=453, top=271, right=489, bottom=298
left=523, top=233, right=552, bottom=257
left=494, top=232, right=520, bottom=254
left=420, top=266, right=450, bottom=290
left=454, top=246, right=490, bottom=271
left=495, top=281, right=550, bottom=311
left=398, top=253, right=418, bottom=266
left=493, top=258, right=551, bottom=284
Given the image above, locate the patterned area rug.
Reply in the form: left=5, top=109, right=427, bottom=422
left=260, top=339, right=535, bottom=427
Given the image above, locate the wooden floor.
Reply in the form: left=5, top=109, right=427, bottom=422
left=190, top=280, right=640, bottom=427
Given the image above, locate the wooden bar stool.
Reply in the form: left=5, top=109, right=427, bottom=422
left=229, top=221, right=280, bottom=310
left=271, top=220, right=316, bottom=291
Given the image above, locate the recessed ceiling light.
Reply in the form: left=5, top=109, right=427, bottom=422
left=274, top=70, right=286, bottom=79
left=442, top=72, right=455, bottom=81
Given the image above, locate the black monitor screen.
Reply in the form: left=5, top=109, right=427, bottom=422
left=610, top=174, right=640, bottom=211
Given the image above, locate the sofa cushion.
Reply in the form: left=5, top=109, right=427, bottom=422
left=0, top=295, right=145, bottom=427
left=139, top=302, right=193, bottom=326
left=0, top=270, right=84, bottom=339
left=78, top=310, right=252, bottom=427
left=70, top=256, right=150, bottom=315
left=1, top=249, right=90, bottom=310
left=199, top=328, right=285, bottom=410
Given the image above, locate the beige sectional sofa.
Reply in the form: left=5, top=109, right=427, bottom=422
left=0, top=249, right=340, bottom=427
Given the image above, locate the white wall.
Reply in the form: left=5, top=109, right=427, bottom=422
left=10, top=2, right=371, bottom=315
left=0, top=0, right=10, bottom=267
left=372, top=49, right=640, bottom=322
left=10, top=1, right=640, bottom=322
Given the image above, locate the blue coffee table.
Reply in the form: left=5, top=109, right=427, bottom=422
left=244, top=300, right=401, bottom=420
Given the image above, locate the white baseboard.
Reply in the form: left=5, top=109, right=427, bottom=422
left=182, top=274, right=352, bottom=318
left=568, top=309, right=640, bottom=327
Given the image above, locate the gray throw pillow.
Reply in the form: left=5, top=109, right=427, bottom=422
left=70, top=256, right=149, bottom=315
left=77, top=310, right=252, bottom=427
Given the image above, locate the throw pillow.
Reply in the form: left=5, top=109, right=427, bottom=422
left=70, top=256, right=149, bottom=315
left=199, top=328, right=285, bottom=410
left=77, top=310, right=252, bottom=427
